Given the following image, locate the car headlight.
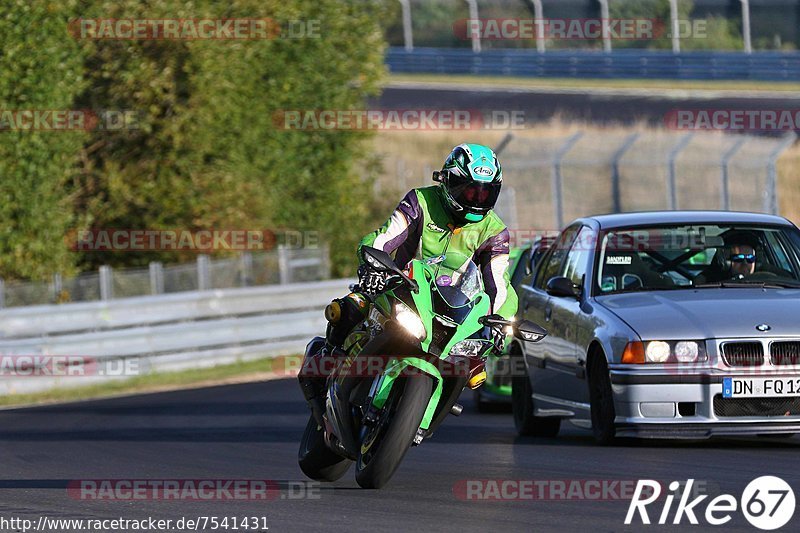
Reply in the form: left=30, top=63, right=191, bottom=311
left=450, top=340, right=491, bottom=357
left=395, top=302, right=426, bottom=340
left=645, top=341, right=670, bottom=363
left=623, top=340, right=707, bottom=364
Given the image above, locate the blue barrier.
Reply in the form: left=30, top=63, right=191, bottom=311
left=386, top=47, right=800, bottom=81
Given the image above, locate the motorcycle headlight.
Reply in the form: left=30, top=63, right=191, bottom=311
left=450, top=340, right=491, bottom=357
left=395, top=302, right=426, bottom=340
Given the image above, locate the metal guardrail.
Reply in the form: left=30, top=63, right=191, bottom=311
left=0, top=278, right=355, bottom=395
left=386, top=47, right=800, bottom=80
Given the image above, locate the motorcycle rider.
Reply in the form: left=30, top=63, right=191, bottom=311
left=300, top=143, right=518, bottom=403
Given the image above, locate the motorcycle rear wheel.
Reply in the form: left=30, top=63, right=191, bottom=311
left=298, top=415, right=352, bottom=482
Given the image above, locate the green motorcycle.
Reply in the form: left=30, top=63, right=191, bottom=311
left=297, top=246, right=547, bottom=489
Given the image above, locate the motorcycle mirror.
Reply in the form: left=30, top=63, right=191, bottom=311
left=514, top=320, right=548, bottom=343
left=362, top=246, right=397, bottom=273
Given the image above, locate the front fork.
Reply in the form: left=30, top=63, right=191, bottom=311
left=366, top=357, right=445, bottom=445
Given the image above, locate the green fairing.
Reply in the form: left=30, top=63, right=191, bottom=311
left=371, top=357, right=444, bottom=431
left=370, top=257, right=493, bottom=430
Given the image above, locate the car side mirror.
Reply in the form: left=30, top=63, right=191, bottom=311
left=546, top=276, right=581, bottom=299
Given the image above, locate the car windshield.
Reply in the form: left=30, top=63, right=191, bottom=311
left=428, top=252, right=483, bottom=307
left=596, top=224, right=800, bottom=294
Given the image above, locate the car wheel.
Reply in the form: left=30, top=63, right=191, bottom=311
left=511, top=351, right=560, bottom=438
left=588, top=355, right=616, bottom=445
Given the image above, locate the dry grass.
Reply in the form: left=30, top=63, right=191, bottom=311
left=369, top=121, right=800, bottom=229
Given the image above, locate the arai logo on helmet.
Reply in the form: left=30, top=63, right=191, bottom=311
left=471, top=165, right=495, bottom=181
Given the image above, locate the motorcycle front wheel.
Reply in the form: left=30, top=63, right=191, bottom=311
left=355, top=376, right=432, bottom=489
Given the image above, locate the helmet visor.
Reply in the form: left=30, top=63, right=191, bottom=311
left=447, top=174, right=501, bottom=211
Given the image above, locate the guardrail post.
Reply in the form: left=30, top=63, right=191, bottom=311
left=99, top=265, right=113, bottom=301
left=240, top=252, right=254, bottom=286
left=720, top=137, right=747, bottom=210
left=278, top=245, right=291, bottom=284
left=149, top=262, right=164, bottom=294
left=552, top=132, right=584, bottom=229
left=0, top=278, right=4, bottom=309
left=765, top=132, right=796, bottom=214
left=667, top=132, right=694, bottom=210
left=197, top=254, right=211, bottom=291
left=610, top=133, right=640, bottom=213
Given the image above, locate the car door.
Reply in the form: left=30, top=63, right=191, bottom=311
left=519, top=225, right=579, bottom=400
left=551, top=226, right=595, bottom=404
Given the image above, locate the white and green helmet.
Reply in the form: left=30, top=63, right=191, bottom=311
left=436, top=143, right=503, bottom=223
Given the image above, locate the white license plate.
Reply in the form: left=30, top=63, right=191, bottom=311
left=723, top=377, right=800, bottom=398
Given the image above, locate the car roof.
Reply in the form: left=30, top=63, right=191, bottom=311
left=576, top=211, right=794, bottom=230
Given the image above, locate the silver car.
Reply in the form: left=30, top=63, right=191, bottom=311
left=512, top=211, right=800, bottom=443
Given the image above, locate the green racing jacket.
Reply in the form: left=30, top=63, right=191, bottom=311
left=359, top=186, right=518, bottom=320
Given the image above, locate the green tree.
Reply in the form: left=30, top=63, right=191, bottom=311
left=0, top=1, right=87, bottom=281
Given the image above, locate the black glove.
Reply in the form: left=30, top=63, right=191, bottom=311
left=485, top=314, right=509, bottom=352
left=357, top=264, right=388, bottom=296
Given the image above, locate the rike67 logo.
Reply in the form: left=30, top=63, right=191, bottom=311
left=626, top=477, right=795, bottom=530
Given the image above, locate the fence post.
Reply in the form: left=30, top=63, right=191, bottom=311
left=240, top=252, right=253, bottom=287
left=278, top=245, right=291, bottom=284
left=149, top=262, right=164, bottom=295
left=598, top=0, right=612, bottom=53
left=552, top=132, right=584, bottom=229
left=464, top=0, right=481, bottom=53
left=494, top=132, right=515, bottom=155
left=99, top=265, right=113, bottom=301
left=610, top=133, right=640, bottom=213
left=667, top=132, right=694, bottom=210
left=398, top=0, right=413, bottom=51
left=669, top=0, right=680, bottom=53
left=52, top=273, right=63, bottom=303
left=197, top=254, right=211, bottom=291
left=765, top=132, right=796, bottom=214
left=740, top=0, right=752, bottom=54
left=720, top=137, right=747, bottom=210
left=531, top=0, right=545, bottom=53
left=0, top=278, right=4, bottom=309
left=321, top=244, right=331, bottom=280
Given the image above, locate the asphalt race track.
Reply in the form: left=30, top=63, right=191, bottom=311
left=378, top=83, right=800, bottom=130
left=1, top=378, right=799, bottom=532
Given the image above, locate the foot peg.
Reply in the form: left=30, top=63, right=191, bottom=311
left=450, top=403, right=463, bottom=416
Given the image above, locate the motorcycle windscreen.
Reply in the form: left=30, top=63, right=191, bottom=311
left=431, top=289, right=475, bottom=324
